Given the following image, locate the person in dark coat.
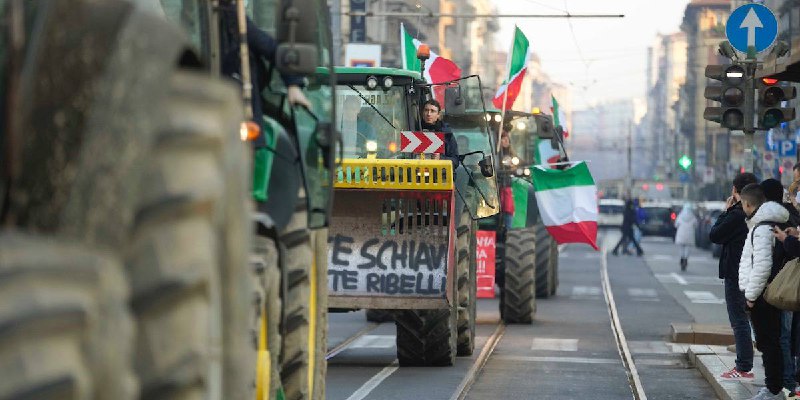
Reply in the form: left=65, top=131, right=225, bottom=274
left=710, top=172, right=757, bottom=381
left=218, top=1, right=309, bottom=148
left=421, top=99, right=459, bottom=168
left=612, top=200, right=643, bottom=256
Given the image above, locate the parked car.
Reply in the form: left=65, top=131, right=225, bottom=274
left=695, top=201, right=726, bottom=249
left=598, top=198, right=625, bottom=228
left=640, top=202, right=678, bottom=238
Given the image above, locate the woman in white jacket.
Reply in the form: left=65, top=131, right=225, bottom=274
left=675, top=203, right=698, bottom=271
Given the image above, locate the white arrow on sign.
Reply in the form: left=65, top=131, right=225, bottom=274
left=401, top=131, right=421, bottom=152
left=741, top=8, right=763, bottom=48
left=424, top=133, right=444, bottom=153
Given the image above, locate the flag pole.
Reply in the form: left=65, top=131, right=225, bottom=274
left=496, top=26, right=515, bottom=155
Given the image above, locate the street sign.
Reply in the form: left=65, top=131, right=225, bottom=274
left=779, top=139, right=797, bottom=157
left=726, top=3, right=778, bottom=54
left=400, top=131, right=444, bottom=153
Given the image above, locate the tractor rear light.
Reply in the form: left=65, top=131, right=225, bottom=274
left=240, top=121, right=261, bottom=142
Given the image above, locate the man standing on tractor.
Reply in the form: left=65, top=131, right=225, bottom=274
left=421, top=99, right=459, bottom=167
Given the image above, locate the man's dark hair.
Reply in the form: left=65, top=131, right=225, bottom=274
left=740, top=183, right=766, bottom=207
left=733, top=172, right=758, bottom=194
left=423, top=99, right=441, bottom=111
left=794, top=162, right=800, bottom=172
left=760, top=178, right=784, bottom=203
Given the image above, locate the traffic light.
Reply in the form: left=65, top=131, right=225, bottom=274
left=703, top=64, right=747, bottom=130
left=756, top=78, right=797, bottom=130
left=678, top=154, right=692, bottom=170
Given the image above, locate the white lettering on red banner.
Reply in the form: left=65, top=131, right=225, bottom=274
left=476, top=230, right=496, bottom=298
left=400, top=131, right=445, bottom=154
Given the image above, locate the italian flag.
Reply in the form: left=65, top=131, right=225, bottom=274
left=531, top=162, right=598, bottom=250
left=493, top=26, right=530, bottom=110
left=534, top=138, right=561, bottom=169
left=551, top=95, right=569, bottom=138
left=401, top=23, right=461, bottom=84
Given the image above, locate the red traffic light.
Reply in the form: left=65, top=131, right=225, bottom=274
left=642, top=184, right=650, bottom=191
left=762, top=78, right=779, bottom=86
left=670, top=212, right=677, bottom=221
left=656, top=183, right=664, bottom=191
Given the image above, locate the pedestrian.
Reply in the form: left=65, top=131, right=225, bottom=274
left=711, top=172, right=758, bottom=382
left=421, top=99, right=459, bottom=168
left=790, top=163, right=800, bottom=208
left=738, top=183, right=790, bottom=400
left=626, top=199, right=645, bottom=254
left=612, top=199, right=644, bottom=256
left=763, top=178, right=800, bottom=398
left=674, top=203, right=698, bottom=271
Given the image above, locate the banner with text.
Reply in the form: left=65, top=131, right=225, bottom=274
left=476, top=230, right=496, bottom=298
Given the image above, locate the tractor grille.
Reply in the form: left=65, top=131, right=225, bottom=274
left=334, top=159, right=453, bottom=190
left=380, top=195, right=450, bottom=237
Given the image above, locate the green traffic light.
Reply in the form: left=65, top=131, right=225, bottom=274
left=678, top=155, right=692, bottom=170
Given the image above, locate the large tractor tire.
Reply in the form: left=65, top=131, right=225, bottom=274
left=456, top=208, right=477, bottom=356
left=395, top=204, right=462, bottom=367
left=279, top=195, right=327, bottom=400
left=365, top=309, right=394, bottom=323
left=310, top=228, right=329, bottom=400
left=548, top=241, right=559, bottom=296
left=252, top=235, right=283, bottom=400
left=6, top=67, right=254, bottom=398
left=395, top=306, right=458, bottom=366
left=535, top=223, right=554, bottom=298
left=501, top=227, right=536, bottom=324
left=125, top=71, right=254, bottom=399
left=0, top=233, right=137, bottom=400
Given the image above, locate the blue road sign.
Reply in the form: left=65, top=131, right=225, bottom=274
left=778, top=139, right=797, bottom=157
left=726, top=3, right=778, bottom=54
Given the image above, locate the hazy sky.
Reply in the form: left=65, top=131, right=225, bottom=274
left=492, top=0, right=692, bottom=110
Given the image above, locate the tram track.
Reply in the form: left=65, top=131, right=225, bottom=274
left=326, top=321, right=381, bottom=360
left=601, top=247, right=648, bottom=400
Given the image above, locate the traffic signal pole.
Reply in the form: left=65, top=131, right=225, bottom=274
left=744, top=56, right=757, bottom=172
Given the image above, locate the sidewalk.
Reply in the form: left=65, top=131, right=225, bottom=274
left=688, top=344, right=763, bottom=400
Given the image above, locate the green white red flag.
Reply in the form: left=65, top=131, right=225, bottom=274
left=531, top=162, right=598, bottom=250
left=401, top=23, right=461, bottom=84
left=551, top=95, right=569, bottom=138
left=493, top=26, right=530, bottom=109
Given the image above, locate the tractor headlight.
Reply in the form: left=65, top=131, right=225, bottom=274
left=383, top=76, right=393, bottom=89
left=366, top=76, right=379, bottom=90
left=366, top=140, right=378, bottom=152
left=511, top=156, right=520, bottom=166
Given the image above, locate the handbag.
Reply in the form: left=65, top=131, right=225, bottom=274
left=764, top=257, right=800, bottom=311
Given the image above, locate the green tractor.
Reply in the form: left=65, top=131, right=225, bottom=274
left=448, top=109, right=565, bottom=324
left=1, top=0, right=336, bottom=399
left=325, top=67, right=499, bottom=365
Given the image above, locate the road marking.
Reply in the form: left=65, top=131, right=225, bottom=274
left=628, top=341, right=673, bottom=354
left=671, top=272, right=688, bottom=285
left=655, top=274, right=722, bottom=286
left=493, top=355, right=619, bottom=364
left=349, top=335, right=395, bottom=349
left=326, top=323, right=380, bottom=360
left=628, top=287, right=660, bottom=302
left=570, top=286, right=602, bottom=299
left=649, top=254, right=673, bottom=261
left=344, top=360, right=399, bottom=400
left=531, top=338, right=578, bottom=352
left=684, top=290, right=724, bottom=304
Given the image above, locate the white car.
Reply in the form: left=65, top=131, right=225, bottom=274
left=598, top=199, right=625, bottom=228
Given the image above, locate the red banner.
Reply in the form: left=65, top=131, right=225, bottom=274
left=476, top=230, right=496, bottom=298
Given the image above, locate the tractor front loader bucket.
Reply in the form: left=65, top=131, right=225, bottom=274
left=327, top=159, right=457, bottom=310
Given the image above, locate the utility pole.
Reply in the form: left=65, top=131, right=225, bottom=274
left=331, top=0, right=342, bottom=65
left=627, top=120, right=632, bottom=198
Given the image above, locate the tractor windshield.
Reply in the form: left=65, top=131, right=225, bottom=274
left=331, top=85, right=407, bottom=159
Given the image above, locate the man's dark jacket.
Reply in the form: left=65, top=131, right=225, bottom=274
left=620, top=206, right=638, bottom=235
left=422, top=120, right=459, bottom=168
left=709, top=202, right=749, bottom=279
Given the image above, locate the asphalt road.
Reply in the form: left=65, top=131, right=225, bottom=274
left=325, top=229, right=723, bottom=399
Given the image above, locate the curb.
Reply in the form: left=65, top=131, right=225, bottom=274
left=689, top=346, right=758, bottom=400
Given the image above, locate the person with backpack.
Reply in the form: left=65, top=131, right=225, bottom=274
left=739, top=183, right=791, bottom=400
left=712, top=172, right=758, bottom=382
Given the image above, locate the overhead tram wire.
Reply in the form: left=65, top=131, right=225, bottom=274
left=340, top=11, right=624, bottom=19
